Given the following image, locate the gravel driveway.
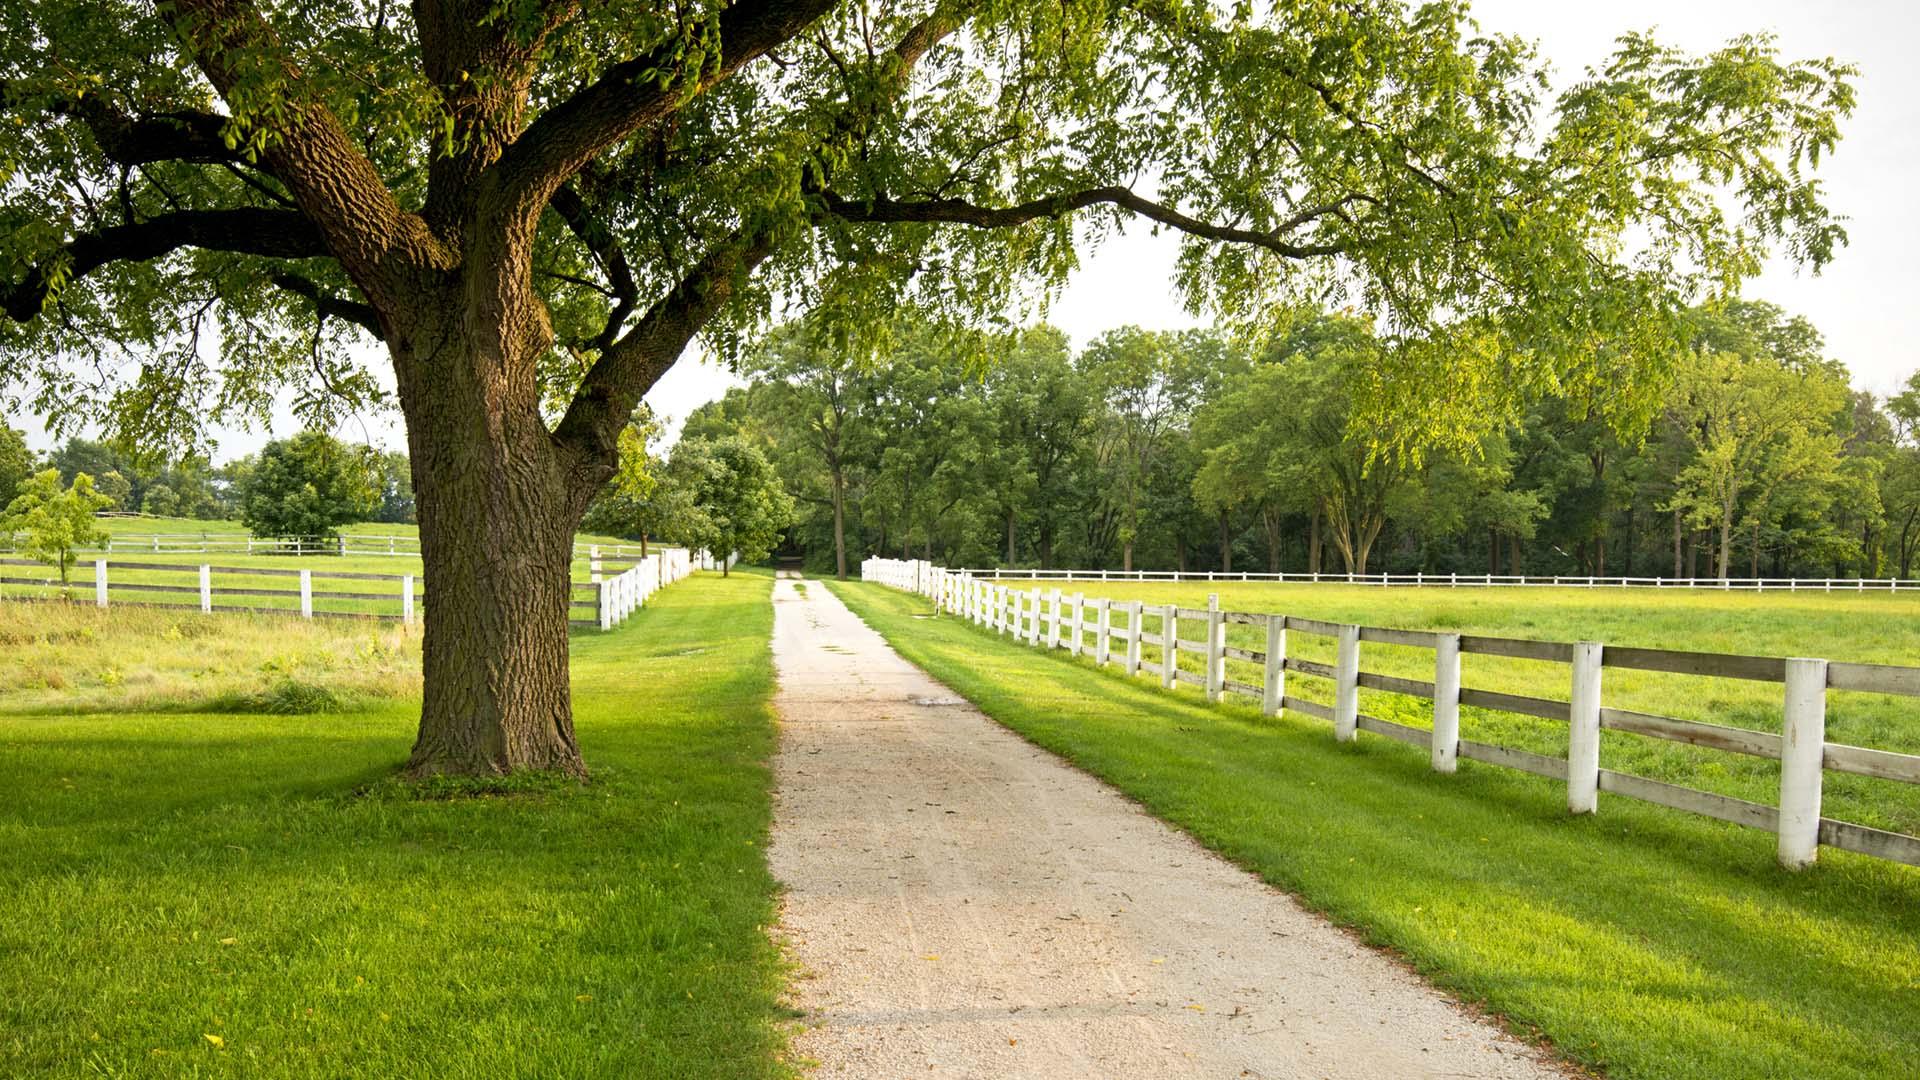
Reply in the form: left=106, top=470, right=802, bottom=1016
left=767, top=575, right=1569, bottom=1079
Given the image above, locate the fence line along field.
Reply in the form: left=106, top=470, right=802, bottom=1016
left=0, top=547, right=712, bottom=628
left=864, top=558, right=1920, bottom=869
left=3, top=513, right=657, bottom=559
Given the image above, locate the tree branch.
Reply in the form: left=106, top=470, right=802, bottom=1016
left=8, top=85, right=241, bottom=167
left=550, top=230, right=776, bottom=482
left=2, top=208, right=326, bottom=322
left=492, top=0, right=837, bottom=222
left=815, top=188, right=1347, bottom=259
left=549, top=182, right=639, bottom=353
left=161, top=0, right=449, bottom=300
left=269, top=272, right=382, bottom=334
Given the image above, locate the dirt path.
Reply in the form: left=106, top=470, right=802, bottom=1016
left=767, top=576, right=1567, bottom=1079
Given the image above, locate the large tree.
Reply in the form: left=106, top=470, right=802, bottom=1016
left=1, top=1, right=1852, bottom=775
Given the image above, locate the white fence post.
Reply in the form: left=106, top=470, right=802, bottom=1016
left=95, top=559, right=109, bottom=608
left=1205, top=593, right=1224, bottom=703
left=597, top=579, right=611, bottom=631
left=1125, top=601, right=1143, bottom=676
left=1048, top=587, right=1062, bottom=649
left=402, top=574, right=416, bottom=626
left=1069, top=592, right=1084, bottom=656
left=1432, top=633, right=1461, bottom=773
left=1334, top=624, right=1360, bottom=741
left=299, top=569, right=313, bottom=619
left=590, top=545, right=603, bottom=584
left=1779, top=657, right=1829, bottom=870
left=1262, top=614, right=1285, bottom=717
left=1161, top=605, right=1178, bottom=690
left=1568, top=641, right=1604, bottom=814
left=199, top=564, right=212, bottom=614
left=1028, top=588, right=1043, bottom=645
left=1094, top=598, right=1111, bottom=665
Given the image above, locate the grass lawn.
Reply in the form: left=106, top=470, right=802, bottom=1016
left=0, top=570, right=793, bottom=1079
left=980, top=580, right=1920, bottom=836
left=832, top=578, right=1920, bottom=1080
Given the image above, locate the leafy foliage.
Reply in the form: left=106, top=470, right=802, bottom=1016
left=0, top=467, right=112, bottom=582
left=666, top=435, right=794, bottom=575
left=240, top=431, right=378, bottom=540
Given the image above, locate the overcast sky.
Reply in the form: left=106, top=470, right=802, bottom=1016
left=18, top=0, right=1917, bottom=457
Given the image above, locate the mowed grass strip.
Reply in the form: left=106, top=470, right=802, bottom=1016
left=0, top=570, right=793, bottom=1079
left=982, top=580, right=1920, bottom=835
left=830, top=579, right=1920, bottom=1080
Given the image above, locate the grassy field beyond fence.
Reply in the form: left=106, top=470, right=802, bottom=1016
left=0, top=571, right=793, bottom=1078
left=830, top=578, right=1920, bottom=1080
left=980, top=579, right=1920, bottom=837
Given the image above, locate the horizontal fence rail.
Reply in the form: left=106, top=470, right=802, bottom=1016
left=861, top=557, right=1920, bottom=873
left=1, top=547, right=709, bottom=628
left=953, top=567, right=1916, bottom=593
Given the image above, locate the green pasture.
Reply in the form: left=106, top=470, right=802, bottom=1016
left=979, top=580, right=1920, bottom=835
left=0, top=570, right=793, bottom=1078
left=834, top=578, right=1920, bottom=1080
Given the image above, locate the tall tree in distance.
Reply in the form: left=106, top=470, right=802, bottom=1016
left=668, top=436, right=794, bottom=578
left=1, top=1, right=1856, bottom=775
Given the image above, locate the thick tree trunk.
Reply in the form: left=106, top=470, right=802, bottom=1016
left=394, top=313, right=590, bottom=778
left=1308, top=501, right=1322, bottom=575
left=830, top=470, right=847, bottom=579
left=1218, top=508, right=1232, bottom=573
left=1672, top=508, right=1683, bottom=579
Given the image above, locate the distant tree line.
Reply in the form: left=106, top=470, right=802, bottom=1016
left=682, top=304, right=1919, bottom=581
left=0, top=428, right=416, bottom=539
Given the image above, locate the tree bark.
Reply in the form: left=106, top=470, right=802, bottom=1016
left=830, top=469, right=848, bottom=579
left=1308, top=501, right=1322, bottom=575
left=1672, top=507, right=1683, bottom=579
left=394, top=309, right=590, bottom=778
left=1006, top=509, right=1017, bottom=566
left=1218, top=508, right=1232, bottom=572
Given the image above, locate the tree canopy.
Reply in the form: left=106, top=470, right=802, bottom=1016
left=1, top=1, right=1854, bottom=456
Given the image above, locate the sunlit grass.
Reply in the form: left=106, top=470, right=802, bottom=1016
left=0, top=570, right=792, bottom=1079
left=834, top=578, right=1920, bottom=1080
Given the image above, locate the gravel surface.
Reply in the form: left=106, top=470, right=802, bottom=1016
left=767, top=575, right=1569, bottom=1079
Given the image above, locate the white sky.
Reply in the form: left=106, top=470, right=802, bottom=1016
left=16, top=0, right=1917, bottom=457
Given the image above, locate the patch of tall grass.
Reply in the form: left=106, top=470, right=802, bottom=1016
left=0, top=601, right=420, bottom=715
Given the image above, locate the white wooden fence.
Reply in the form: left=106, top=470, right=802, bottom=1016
left=0, top=547, right=703, bottom=629
left=861, top=557, right=1920, bottom=872
left=966, top=567, right=1917, bottom=593
left=2, top=530, right=664, bottom=560
left=590, top=548, right=694, bottom=630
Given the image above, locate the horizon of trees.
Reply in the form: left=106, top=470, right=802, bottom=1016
left=681, top=303, right=1920, bottom=582
left=0, top=430, right=418, bottom=535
